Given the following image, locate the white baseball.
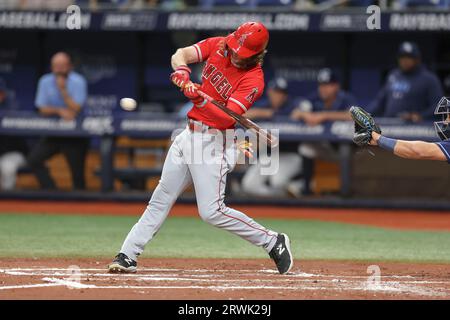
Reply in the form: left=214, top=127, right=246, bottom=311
left=120, top=98, right=137, bottom=111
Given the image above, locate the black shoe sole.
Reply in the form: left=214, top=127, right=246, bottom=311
left=108, top=263, right=137, bottom=274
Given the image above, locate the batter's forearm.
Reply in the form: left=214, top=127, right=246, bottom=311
left=171, top=47, right=198, bottom=70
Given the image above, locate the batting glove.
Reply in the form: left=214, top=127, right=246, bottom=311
left=183, top=82, right=206, bottom=107
left=170, top=65, right=191, bottom=89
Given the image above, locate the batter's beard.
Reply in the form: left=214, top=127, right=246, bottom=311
left=231, top=59, right=246, bottom=69
left=230, top=52, right=265, bottom=69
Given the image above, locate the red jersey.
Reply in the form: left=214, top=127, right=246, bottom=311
left=187, top=37, right=265, bottom=130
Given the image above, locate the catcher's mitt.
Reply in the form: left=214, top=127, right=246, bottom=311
left=349, top=106, right=382, bottom=147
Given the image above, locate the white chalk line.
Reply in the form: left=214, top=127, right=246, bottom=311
left=4, top=271, right=448, bottom=285
left=1, top=267, right=449, bottom=297
left=32, top=278, right=430, bottom=293
left=1, top=278, right=445, bottom=297
left=42, top=278, right=98, bottom=289
left=0, top=281, right=446, bottom=297
left=0, top=267, right=421, bottom=279
left=0, top=283, right=63, bottom=290
left=1, top=267, right=447, bottom=286
left=0, top=268, right=422, bottom=279
left=1, top=267, right=447, bottom=288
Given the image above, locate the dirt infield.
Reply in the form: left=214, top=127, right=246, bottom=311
left=1, top=258, right=449, bottom=300
left=1, top=200, right=450, bottom=231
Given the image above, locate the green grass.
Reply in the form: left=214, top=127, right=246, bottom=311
left=0, top=213, right=449, bottom=263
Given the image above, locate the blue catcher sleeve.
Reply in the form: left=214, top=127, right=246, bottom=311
left=436, top=141, right=450, bottom=164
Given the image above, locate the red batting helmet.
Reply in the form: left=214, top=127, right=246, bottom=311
left=226, top=22, right=269, bottom=59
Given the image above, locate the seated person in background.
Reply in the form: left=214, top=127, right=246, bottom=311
left=291, top=68, right=354, bottom=125
left=241, top=78, right=302, bottom=197
left=27, top=52, right=88, bottom=190
left=244, top=77, right=294, bottom=119
left=289, top=68, right=355, bottom=196
left=0, top=78, right=28, bottom=190
left=368, top=41, right=443, bottom=122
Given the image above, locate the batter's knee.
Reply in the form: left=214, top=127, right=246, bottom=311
left=198, top=205, right=223, bottom=226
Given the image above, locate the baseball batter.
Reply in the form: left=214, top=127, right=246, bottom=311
left=108, top=22, right=294, bottom=275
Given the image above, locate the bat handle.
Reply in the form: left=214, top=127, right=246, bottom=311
left=196, top=89, right=215, bottom=104
left=178, top=81, right=214, bottom=104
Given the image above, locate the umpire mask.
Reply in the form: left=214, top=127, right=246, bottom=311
left=434, top=96, right=450, bottom=141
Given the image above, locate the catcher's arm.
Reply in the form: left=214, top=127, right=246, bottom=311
left=370, top=132, right=447, bottom=161
left=351, top=106, right=446, bottom=161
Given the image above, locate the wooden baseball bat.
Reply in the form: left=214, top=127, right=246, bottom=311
left=195, top=89, right=279, bottom=148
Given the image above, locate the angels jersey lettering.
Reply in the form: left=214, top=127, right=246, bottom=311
left=188, top=37, right=265, bottom=130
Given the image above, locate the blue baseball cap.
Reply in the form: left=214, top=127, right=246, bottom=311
left=268, top=77, right=289, bottom=93
left=317, top=68, right=339, bottom=84
left=398, top=41, right=421, bottom=59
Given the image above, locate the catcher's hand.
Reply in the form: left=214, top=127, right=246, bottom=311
left=349, top=106, right=382, bottom=147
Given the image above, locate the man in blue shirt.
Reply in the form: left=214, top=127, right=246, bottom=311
left=368, top=42, right=443, bottom=121
left=290, top=68, right=356, bottom=124
left=289, top=68, right=356, bottom=196
left=0, top=78, right=28, bottom=190
left=27, top=52, right=88, bottom=190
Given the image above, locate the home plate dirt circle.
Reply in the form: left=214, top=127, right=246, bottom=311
left=1, top=258, right=450, bottom=299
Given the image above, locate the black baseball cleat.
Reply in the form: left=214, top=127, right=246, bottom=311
left=269, top=233, right=294, bottom=275
left=108, top=253, right=137, bottom=273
